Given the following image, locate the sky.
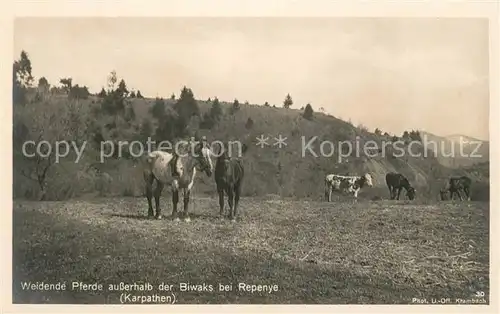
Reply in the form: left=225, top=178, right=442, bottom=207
left=14, top=17, right=490, bottom=140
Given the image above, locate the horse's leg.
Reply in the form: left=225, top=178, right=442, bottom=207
left=183, top=189, right=191, bottom=222
left=234, top=183, right=241, bottom=221
left=388, top=186, right=393, bottom=200
left=442, top=190, right=448, bottom=201
left=396, top=187, right=402, bottom=200
left=227, top=187, right=235, bottom=221
left=145, top=174, right=154, bottom=218
left=154, top=181, right=164, bottom=219
left=218, top=188, right=225, bottom=217
left=171, top=188, right=180, bottom=221
left=464, top=187, right=471, bottom=201
left=458, top=189, right=464, bottom=201
left=327, top=186, right=332, bottom=202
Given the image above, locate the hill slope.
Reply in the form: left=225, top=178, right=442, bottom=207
left=12, top=93, right=490, bottom=201
left=420, top=131, right=489, bottom=169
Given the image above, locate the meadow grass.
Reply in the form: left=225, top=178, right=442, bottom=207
left=13, top=197, right=489, bottom=304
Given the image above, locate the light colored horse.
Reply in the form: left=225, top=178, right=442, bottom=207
left=143, top=141, right=213, bottom=221
left=324, top=173, right=373, bottom=201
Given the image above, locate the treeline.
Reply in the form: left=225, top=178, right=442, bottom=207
left=13, top=49, right=423, bottom=146
left=374, top=128, right=422, bottom=142
left=13, top=52, right=145, bottom=105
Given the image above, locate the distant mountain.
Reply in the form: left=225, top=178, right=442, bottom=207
left=420, top=131, right=489, bottom=168
left=445, top=134, right=484, bottom=143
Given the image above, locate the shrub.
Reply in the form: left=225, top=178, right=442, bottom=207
left=303, top=104, right=314, bottom=120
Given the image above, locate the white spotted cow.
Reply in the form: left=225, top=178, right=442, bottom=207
left=324, top=173, right=373, bottom=202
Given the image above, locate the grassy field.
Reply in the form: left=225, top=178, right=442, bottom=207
left=13, top=196, right=489, bottom=304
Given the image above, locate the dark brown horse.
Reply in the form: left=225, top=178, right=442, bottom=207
left=440, top=176, right=472, bottom=201
left=385, top=172, right=416, bottom=200
left=214, top=142, right=248, bottom=222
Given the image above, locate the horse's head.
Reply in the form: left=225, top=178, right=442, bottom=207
left=193, top=141, right=213, bottom=177
left=406, top=187, right=416, bottom=200
left=213, top=141, right=228, bottom=160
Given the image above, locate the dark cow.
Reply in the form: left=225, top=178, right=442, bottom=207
left=440, top=176, right=472, bottom=201
left=214, top=143, right=248, bottom=222
left=385, top=172, right=416, bottom=200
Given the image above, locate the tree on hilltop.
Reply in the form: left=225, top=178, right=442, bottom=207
left=38, top=77, right=50, bottom=90
left=210, top=97, right=223, bottom=122
left=107, top=70, right=117, bottom=92
left=59, top=77, right=72, bottom=94
left=230, top=99, right=240, bottom=115
left=150, top=97, right=166, bottom=119
left=283, top=93, right=293, bottom=109
left=200, top=97, right=223, bottom=129
left=97, top=88, right=107, bottom=98
left=174, top=86, right=200, bottom=118
left=13, top=50, right=34, bottom=105
left=116, top=79, right=129, bottom=98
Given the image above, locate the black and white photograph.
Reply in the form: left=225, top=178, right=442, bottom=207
left=4, top=1, right=498, bottom=311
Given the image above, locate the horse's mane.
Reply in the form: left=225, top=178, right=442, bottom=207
left=170, top=153, right=180, bottom=177
left=401, top=177, right=411, bottom=188
left=170, top=140, right=191, bottom=177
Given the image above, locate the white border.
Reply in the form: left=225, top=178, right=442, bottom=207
left=1, top=1, right=498, bottom=313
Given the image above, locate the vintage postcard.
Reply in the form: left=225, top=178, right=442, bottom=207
left=2, top=1, right=499, bottom=313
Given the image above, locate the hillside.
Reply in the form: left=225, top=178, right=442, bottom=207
left=12, top=90, right=490, bottom=202
left=420, top=131, right=489, bottom=169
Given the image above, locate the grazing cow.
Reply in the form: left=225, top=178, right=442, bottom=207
left=143, top=141, right=213, bottom=221
left=324, top=173, right=373, bottom=202
left=385, top=172, right=416, bottom=200
left=440, top=176, right=472, bottom=201
left=214, top=142, right=248, bottom=222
